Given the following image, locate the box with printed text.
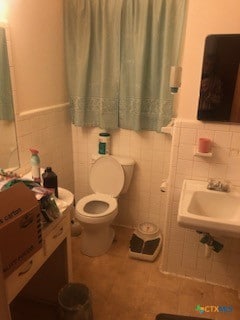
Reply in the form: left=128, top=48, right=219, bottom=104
left=0, top=182, right=42, bottom=278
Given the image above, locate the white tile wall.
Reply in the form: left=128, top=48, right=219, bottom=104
left=15, top=104, right=74, bottom=192
left=2, top=22, right=74, bottom=192
left=14, top=111, right=238, bottom=289
left=161, top=118, right=240, bottom=290
left=72, top=126, right=171, bottom=231
left=0, top=121, right=18, bottom=168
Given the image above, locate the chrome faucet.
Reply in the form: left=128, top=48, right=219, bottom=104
left=207, top=179, right=230, bottom=192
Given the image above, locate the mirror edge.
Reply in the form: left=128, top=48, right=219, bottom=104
left=0, top=22, right=20, bottom=172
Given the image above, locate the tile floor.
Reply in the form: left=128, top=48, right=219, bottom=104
left=72, top=226, right=240, bottom=320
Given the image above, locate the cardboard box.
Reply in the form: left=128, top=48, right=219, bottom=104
left=0, top=182, right=42, bottom=278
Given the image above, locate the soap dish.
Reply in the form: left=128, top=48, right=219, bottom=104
left=194, top=147, right=213, bottom=157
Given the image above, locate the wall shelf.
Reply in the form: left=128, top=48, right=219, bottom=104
left=194, top=148, right=213, bottom=157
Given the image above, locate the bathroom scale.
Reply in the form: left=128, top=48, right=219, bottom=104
left=156, top=314, right=213, bottom=320
left=129, top=222, right=162, bottom=261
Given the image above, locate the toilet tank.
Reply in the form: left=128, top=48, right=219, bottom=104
left=111, top=155, right=135, bottom=194
left=91, top=154, right=135, bottom=195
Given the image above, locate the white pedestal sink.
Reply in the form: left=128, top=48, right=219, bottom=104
left=178, top=179, right=240, bottom=238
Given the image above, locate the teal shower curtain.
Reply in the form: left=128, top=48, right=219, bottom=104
left=0, top=27, right=14, bottom=121
left=64, top=0, right=186, bottom=131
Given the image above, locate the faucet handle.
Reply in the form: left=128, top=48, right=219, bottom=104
left=207, top=178, right=216, bottom=189
left=221, top=180, right=231, bottom=192
left=207, top=178, right=231, bottom=192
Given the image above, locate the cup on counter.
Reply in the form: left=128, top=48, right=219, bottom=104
left=198, top=138, right=211, bottom=153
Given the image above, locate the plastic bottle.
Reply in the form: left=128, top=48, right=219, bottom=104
left=29, top=149, right=41, bottom=183
left=42, top=167, right=58, bottom=198
left=98, top=132, right=111, bottom=155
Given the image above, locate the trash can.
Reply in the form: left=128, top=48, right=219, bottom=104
left=58, top=283, right=93, bottom=320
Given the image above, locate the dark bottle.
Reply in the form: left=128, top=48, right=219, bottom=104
left=42, top=167, right=58, bottom=198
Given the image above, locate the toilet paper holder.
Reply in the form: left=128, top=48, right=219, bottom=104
left=160, top=179, right=168, bottom=192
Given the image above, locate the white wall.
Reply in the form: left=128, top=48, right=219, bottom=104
left=3, top=0, right=240, bottom=289
left=72, top=126, right=171, bottom=230
left=162, top=119, right=240, bottom=290
left=0, top=120, right=18, bottom=169
left=8, top=0, right=68, bottom=113
left=72, top=0, right=240, bottom=235
left=161, top=0, right=240, bottom=290
left=177, top=0, right=240, bottom=119
left=4, top=1, right=74, bottom=191
left=16, top=105, right=74, bottom=191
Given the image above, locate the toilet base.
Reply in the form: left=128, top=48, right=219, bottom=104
left=80, top=225, right=115, bottom=257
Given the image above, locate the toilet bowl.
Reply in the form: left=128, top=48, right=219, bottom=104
left=76, top=155, right=134, bottom=256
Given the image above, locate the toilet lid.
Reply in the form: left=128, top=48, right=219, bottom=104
left=90, top=156, right=124, bottom=197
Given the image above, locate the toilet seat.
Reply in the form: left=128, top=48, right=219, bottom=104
left=76, top=193, right=117, bottom=218
left=89, top=156, right=124, bottom=197
left=76, top=156, right=124, bottom=228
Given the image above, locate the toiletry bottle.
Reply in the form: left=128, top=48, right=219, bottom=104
left=42, top=167, right=58, bottom=197
left=98, top=132, right=111, bottom=155
left=30, top=149, right=41, bottom=183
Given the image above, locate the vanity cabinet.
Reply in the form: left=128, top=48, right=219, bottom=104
left=0, top=199, right=73, bottom=320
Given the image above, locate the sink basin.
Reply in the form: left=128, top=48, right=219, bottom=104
left=178, top=179, right=240, bottom=238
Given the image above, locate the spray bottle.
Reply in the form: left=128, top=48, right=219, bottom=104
left=29, top=149, right=41, bottom=183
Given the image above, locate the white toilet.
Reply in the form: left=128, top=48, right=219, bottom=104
left=75, top=155, right=135, bottom=256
